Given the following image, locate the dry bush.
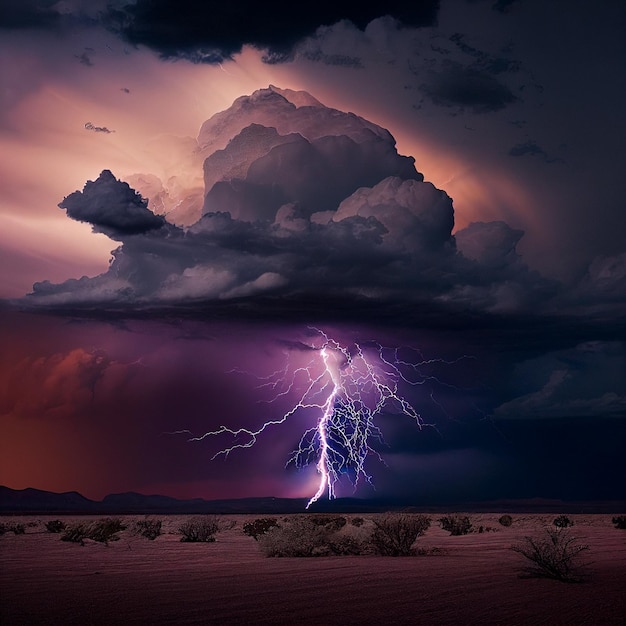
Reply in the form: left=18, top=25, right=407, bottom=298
left=553, top=515, right=574, bottom=528
left=243, top=518, right=278, bottom=541
left=308, top=515, right=347, bottom=532
left=89, top=518, right=126, bottom=543
left=61, top=523, right=90, bottom=544
left=511, top=527, right=589, bottom=583
left=61, top=518, right=126, bottom=545
left=439, top=515, right=473, bottom=536
left=612, top=515, right=626, bottom=529
left=256, top=514, right=434, bottom=558
left=371, top=513, right=431, bottom=556
left=257, top=516, right=365, bottom=557
left=498, top=515, right=513, bottom=527
left=257, top=516, right=335, bottom=557
left=350, top=517, right=365, bottom=527
left=477, top=525, right=498, bottom=533
left=134, top=518, right=162, bottom=540
left=0, top=522, right=26, bottom=535
left=178, top=516, right=220, bottom=542
left=327, top=532, right=371, bottom=556
left=45, top=520, right=66, bottom=533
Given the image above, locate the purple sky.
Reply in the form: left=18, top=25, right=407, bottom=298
left=0, top=1, right=624, bottom=505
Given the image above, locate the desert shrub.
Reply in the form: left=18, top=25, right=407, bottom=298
left=0, top=522, right=26, bottom=535
left=61, top=523, right=89, bottom=544
left=553, top=515, right=574, bottom=528
left=327, top=532, right=371, bottom=556
left=243, top=518, right=278, bottom=541
left=498, top=515, right=513, bottom=527
left=178, top=516, right=220, bottom=542
left=611, top=516, right=626, bottom=529
left=308, top=515, right=347, bottom=532
left=134, top=519, right=162, bottom=540
left=350, top=517, right=365, bottom=527
left=511, top=527, right=589, bottom=582
left=89, top=518, right=126, bottom=543
left=257, top=516, right=375, bottom=557
left=371, top=513, right=431, bottom=556
left=61, top=518, right=126, bottom=545
left=45, top=520, right=67, bottom=533
left=258, top=516, right=338, bottom=557
left=439, top=515, right=473, bottom=536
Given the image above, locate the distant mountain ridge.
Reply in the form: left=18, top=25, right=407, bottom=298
left=1, top=486, right=623, bottom=514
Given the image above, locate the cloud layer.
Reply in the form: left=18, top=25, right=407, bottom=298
left=23, top=87, right=552, bottom=313
left=103, top=1, right=440, bottom=62
left=23, top=85, right=623, bottom=323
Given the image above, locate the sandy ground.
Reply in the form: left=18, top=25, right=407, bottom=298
left=1, top=513, right=625, bottom=625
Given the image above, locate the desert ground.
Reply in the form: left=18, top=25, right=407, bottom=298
left=1, top=513, right=624, bottom=625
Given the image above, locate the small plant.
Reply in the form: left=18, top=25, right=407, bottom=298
left=308, top=516, right=347, bottom=532
left=327, top=532, right=370, bottom=556
left=258, top=516, right=338, bottom=557
left=61, top=523, right=90, bottom=544
left=611, top=516, right=626, bottom=530
left=45, top=520, right=67, bottom=533
left=61, top=518, right=126, bottom=545
left=439, top=515, right=473, bottom=536
left=178, top=516, right=220, bottom=542
left=350, top=517, right=365, bottom=527
left=243, top=518, right=278, bottom=541
left=371, top=513, right=431, bottom=556
left=498, top=515, right=513, bottom=527
left=89, top=518, right=127, bottom=543
left=0, top=522, right=26, bottom=535
left=134, top=518, right=162, bottom=540
left=511, top=527, right=589, bottom=582
left=553, top=515, right=574, bottom=528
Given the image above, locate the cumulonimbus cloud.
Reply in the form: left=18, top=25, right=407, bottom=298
left=26, top=86, right=562, bottom=317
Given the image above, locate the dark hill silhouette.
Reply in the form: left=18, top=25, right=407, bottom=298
left=0, top=486, right=622, bottom=514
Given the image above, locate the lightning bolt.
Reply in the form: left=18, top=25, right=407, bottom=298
left=175, top=329, right=470, bottom=508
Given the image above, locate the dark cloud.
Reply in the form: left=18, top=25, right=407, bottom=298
left=75, top=51, right=94, bottom=66
left=419, top=60, right=517, bottom=113
left=58, top=169, right=166, bottom=238
left=0, top=0, right=122, bottom=31
left=84, top=122, right=115, bottom=134
left=494, top=341, right=626, bottom=419
left=25, top=87, right=561, bottom=321
left=492, top=0, right=520, bottom=13
left=508, top=140, right=562, bottom=163
left=449, top=33, right=520, bottom=74
left=103, top=0, right=440, bottom=63
left=0, top=0, right=60, bottom=29
left=297, top=50, right=363, bottom=68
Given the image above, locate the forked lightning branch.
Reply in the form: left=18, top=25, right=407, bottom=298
left=175, top=329, right=467, bottom=508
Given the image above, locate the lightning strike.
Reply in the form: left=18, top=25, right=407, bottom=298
left=178, top=329, right=468, bottom=508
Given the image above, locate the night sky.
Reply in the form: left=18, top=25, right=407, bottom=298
left=0, top=0, right=624, bottom=506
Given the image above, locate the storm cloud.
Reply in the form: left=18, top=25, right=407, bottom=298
left=103, top=0, right=440, bottom=63
left=58, top=169, right=166, bottom=238
left=25, top=86, right=563, bottom=320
